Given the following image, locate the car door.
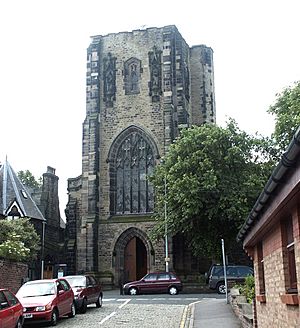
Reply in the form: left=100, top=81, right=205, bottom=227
left=139, top=274, right=157, bottom=294
left=0, top=291, right=13, bottom=328
left=226, top=267, right=239, bottom=285
left=86, top=276, right=95, bottom=303
left=87, top=276, right=98, bottom=303
left=59, top=279, right=73, bottom=315
left=56, top=281, right=69, bottom=315
left=3, top=291, right=21, bottom=328
left=156, top=273, right=170, bottom=293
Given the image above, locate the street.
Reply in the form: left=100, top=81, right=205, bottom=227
left=24, top=291, right=223, bottom=328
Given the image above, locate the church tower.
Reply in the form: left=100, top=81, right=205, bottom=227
left=66, top=25, right=215, bottom=286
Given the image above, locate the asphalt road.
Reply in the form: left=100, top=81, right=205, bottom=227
left=24, top=291, right=224, bottom=328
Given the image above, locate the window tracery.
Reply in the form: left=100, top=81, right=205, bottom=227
left=109, top=128, right=156, bottom=215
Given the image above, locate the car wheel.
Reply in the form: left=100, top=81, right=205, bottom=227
left=168, top=286, right=178, bottom=295
left=16, top=318, right=22, bottom=328
left=217, top=282, right=226, bottom=294
left=68, top=302, right=76, bottom=318
left=50, top=309, right=58, bottom=326
left=80, top=298, right=87, bottom=313
left=96, top=294, right=103, bottom=308
left=129, top=287, right=138, bottom=295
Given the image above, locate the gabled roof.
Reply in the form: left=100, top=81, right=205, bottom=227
left=0, top=159, right=45, bottom=221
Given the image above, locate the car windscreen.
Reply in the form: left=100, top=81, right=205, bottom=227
left=17, top=282, right=56, bottom=297
left=65, top=276, right=86, bottom=288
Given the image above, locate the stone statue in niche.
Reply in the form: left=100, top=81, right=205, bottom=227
left=148, top=46, right=162, bottom=102
left=103, top=52, right=116, bottom=106
left=124, top=58, right=141, bottom=95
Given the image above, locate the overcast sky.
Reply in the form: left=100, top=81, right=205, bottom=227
left=1, top=0, right=299, bottom=218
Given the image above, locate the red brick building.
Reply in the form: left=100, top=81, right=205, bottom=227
left=237, top=127, right=300, bottom=327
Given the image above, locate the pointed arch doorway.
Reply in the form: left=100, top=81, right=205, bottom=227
left=124, top=236, right=147, bottom=282
left=114, top=227, right=153, bottom=285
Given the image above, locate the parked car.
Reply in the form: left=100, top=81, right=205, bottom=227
left=207, top=264, right=253, bottom=294
left=123, top=272, right=182, bottom=295
left=64, top=275, right=103, bottom=313
left=16, top=278, right=75, bottom=326
left=0, top=288, right=23, bottom=328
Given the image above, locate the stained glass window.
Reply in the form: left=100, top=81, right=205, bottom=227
left=110, top=130, right=155, bottom=214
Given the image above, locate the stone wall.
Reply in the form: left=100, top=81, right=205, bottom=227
left=190, top=45, right=215, bottom=125
left=230, top=289, right=253, bottom=328
left=66, top=25, right=216, bottom=278
left=0, top=260, right=28, bottom=293
left=98, top=219, right=166, bottom=285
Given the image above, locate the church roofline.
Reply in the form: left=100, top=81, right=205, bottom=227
left=0, top=159, right=45, bottom=221
left=90, top=25, right=179, bottom=41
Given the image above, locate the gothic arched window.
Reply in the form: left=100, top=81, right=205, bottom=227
left=108, top=127, right=157, bottom=215
left=124, top=58, right=141, bottom=95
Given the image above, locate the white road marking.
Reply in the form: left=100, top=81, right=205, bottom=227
left=103, top=298, right=116, bottom=302
left=118, top=298, right=131, bottom=309
left=99, top=311, right=116, bottom=324
left=99, top=299, right=131, bottom=324
left=117, top=298, right=131, bottom=302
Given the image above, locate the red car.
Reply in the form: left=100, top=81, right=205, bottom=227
left=64, top=275, right=103, bottom=313
left=0, top=288, right=23, bottom=328
left=16, top=278, right=75, bottom=326
left=123, top=272, right=183, bottom=295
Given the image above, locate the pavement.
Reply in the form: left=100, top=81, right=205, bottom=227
left=103, top=289, right=242, bottom=328
left=184, top=297, right=242, bottom=328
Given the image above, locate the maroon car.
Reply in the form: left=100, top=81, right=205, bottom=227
left=123, top=272, right=183, bottom=295
left=16, top=278, right=75, bottom=326
left=0, top=289, right=23, bottom=328
left=64, top=275, right=103, bottom=313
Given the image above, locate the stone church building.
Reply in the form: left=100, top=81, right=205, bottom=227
left=65, top=25, right=215, bottom=287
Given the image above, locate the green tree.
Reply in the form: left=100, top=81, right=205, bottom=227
left=17, top=170, right=42, bottom=189
left=268, top=81, right=300, bottom=153
left=150, top=120, right=275, bottom=259
left=0, top=218, right=40, bottom=261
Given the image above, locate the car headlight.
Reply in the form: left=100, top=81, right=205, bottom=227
left=36, top=303, right=52, bottom=311
left=36, top=306, right=46, bottom=311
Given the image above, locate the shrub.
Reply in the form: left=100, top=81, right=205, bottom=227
left=235, top=275, right=255, bottom=303
left=0, top=218, right=40, bottom=262
left=0, top=232, right=30, bottom=261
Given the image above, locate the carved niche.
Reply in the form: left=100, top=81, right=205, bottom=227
left=148, top=46, right=162, bottom=102
left=124, top=57, right=141, bottom=95
left=103, top=52, right=117, bottom=107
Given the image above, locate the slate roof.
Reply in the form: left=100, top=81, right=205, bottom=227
left=0, top=159, right=45, bottom=221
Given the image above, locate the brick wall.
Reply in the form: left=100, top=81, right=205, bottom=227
left=253, top=207, right=300, bottom=327
left=0, top=260, right=28, bottom=293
